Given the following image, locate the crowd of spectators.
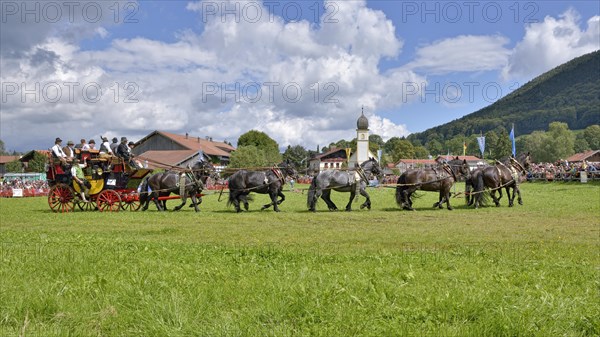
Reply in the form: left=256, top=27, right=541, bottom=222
left=527, top=160, right=600, bottom=181
left=0, top=178, right=49, bottom=197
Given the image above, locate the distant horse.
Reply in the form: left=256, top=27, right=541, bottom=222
left=227, top=160, right=297, bottom=212
left=395, top=157, right=470, bottom=211
left=141, top=161, right=216, bottom=212
left=467, top=153, right=531, bottom=208
left=307, top=158, right=382, bottom=212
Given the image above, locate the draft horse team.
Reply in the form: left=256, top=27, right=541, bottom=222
left=137, top=154, right=532, bottom=213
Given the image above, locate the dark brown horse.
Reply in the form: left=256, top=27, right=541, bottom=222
left=227, top=160, right=297, bottom=212
left=466, top=153, right=531, bottom=208
left=141, top=161, right=216, bottom=212
left=395, top=157, right=470, bottom=211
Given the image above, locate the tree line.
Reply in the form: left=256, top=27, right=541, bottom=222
left=227, top=123, right=600, bottom=170
left=2, top=123, right=598, bottom=174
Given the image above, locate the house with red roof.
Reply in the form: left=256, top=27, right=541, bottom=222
left=566, top=150, right=600, bottom=163
left=0, top=155, right=20, bottom=176
left=133, top=131, right=236, bottom=170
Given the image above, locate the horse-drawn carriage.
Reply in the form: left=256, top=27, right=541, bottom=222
left=46, top=150, right=152, bottom=212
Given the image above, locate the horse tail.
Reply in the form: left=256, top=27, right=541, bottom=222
left=138, top=176, right=150, bottom=205
left=395, top=175, right=405, bottom=206
left=465, top=178, right=472, bottom=205
left=474, top=172, right=490, bottom=206
left=227, top=182, right=235, bottom=208
left=307, top=176, right=318, bottom=209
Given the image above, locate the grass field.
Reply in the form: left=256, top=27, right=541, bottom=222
left=1, top=182, right=599, bottom=336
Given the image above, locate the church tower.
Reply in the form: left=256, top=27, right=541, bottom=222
left=355, top=107, right=370, bottom=165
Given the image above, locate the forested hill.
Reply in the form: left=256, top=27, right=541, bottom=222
left=408, top=50, right=600, bottom=144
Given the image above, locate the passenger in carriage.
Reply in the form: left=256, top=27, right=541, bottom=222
left=51, top=137, right=67, bottom=165
left=71, top=157, right=90, bottom=202
left=109, top=137, right=119, bottom=154
left=99, top=136, right=114, bottom=158
left=116, top=137, right=140, bottom=169
left=74, top=138, right=86, bottom=150
left=128, top=141, right=143, bottom=168
left=82, top=139, right=95, bottom=151
left=116, top=137, right=130, bottom=160
left=63, top=140, right=75, bottom=162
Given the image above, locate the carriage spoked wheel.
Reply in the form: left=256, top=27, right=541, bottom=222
left=96, top=190, right=122, bottom=212
left=120, top=192, right=141, bottom=211
left=76, top=197, right=97, bottom=211
left=48, top=184, right=75, bottom=213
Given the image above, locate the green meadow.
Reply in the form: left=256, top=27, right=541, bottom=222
left=0, top=182, right=598, bottom=336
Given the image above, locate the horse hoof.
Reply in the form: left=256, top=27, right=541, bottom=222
left=432, top=203, right=439, bottom=208
left=518, top=201, right=523, bottom=205
left=447, top=207, right=454, bottom=211
left=345, top=208, right=352, bottom=212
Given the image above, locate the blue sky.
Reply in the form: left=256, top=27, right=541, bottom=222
left=1, top=1, right=599, bottom=151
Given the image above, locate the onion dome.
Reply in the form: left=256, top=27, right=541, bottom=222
left=357, top=110, right=369, bottom=130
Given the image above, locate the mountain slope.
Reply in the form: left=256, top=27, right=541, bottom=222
left=409, top=50, right=600, bottom=143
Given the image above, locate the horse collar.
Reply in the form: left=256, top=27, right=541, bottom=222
left=510, top=157, right=526, bottom=174
left=271, top=167, right=284, bottom=183
left=356, top=167, right=368, bottom=182
left=443, top=164, right=456, bottom=180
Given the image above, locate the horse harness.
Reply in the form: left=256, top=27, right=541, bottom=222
left=264, top=167, right=284, bottom=185
left=430, top=163, right=455, bottom=182
left=496, top=161, right=519, bottom=183
left=346, top=166, right=368, bottom=186
left=177, top=171, right=205, bottom=196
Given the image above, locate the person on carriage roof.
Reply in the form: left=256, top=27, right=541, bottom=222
left=82, top=139, right=95, bottom=151
left=74, top=138, right=86, bottom=149
left=110, top=137, right=119, bottom=154
left=62, top=140, right=75, bottom=162
left=99, top=136, right=114, bottom=158
left=51, top=137, right=68, bottom=165
left=116, top=137, right=130, bottom=160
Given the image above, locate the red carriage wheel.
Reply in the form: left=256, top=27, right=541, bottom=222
left=76, top=197, right=97, bottom=211
left=120, top=191, right=141, bottom=211
left=48, top=184, right=75, bottom=213
left=96, top=190, right=121, bottom=212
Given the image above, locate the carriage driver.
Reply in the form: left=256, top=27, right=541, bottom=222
left=71, top=158, right=90, bottom=202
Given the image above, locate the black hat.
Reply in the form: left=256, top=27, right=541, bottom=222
left=128, top=141, right=135, bottom=146
left=121, top=137, right=128, bottom=142
left=101, top=136, right=108, bottom=142
left=112, top=137, right=118, bottom=142
left=55, top=137, right=63, bottom=143
left=89, top=139, right=95, bottom=144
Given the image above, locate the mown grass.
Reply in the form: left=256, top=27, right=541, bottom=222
left=0, top=182, right=598, bottom=336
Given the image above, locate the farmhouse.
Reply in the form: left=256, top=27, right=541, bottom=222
left=0, top=155, right=20, bottom=177
left=395, top=159, right=436, bottom=173
left=566, top=150, right=600, bottom=163
left=436, top=155, right=484, bottom=171
left=133, top=131, right=236, bottom=170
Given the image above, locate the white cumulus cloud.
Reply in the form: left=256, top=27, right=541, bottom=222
left=502, top=9, right=600, bottom=80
